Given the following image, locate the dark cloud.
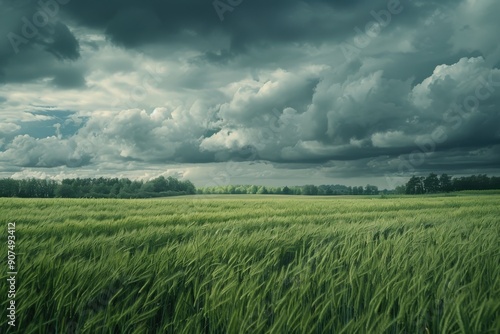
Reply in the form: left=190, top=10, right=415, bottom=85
left=50, top=67, right=86, bottom=88
left=44, top=22, right=80, bottom=60
left=1, top=0, right=500, bottom=184
left=53, top=0, right=459, bottom=51
left=0, top=1, right=81, bottom=85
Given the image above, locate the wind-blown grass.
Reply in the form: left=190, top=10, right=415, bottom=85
left=1, top=195, right=499, bottom=333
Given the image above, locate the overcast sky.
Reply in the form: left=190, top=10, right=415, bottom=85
left=0, top=0, right=499, bottom=188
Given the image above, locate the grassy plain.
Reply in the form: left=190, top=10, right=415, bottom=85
left=1, top=194, right=499, bottom=333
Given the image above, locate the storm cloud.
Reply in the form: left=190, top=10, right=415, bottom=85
left=1, top=0, right=499, bottom=188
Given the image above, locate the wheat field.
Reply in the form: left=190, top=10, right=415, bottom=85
left=1, top=194, right=499, bottom=333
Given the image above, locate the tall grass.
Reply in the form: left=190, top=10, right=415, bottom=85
left=1, top=195, right=499, bottom=333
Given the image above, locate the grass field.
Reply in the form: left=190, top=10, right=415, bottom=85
left=1, top=194, right=500, bottom=333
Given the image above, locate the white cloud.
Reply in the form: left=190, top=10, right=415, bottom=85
left=0, top=123, right=21, bottom=135
left=372, top=131, right=414, bottom=148
left=0, top=135, right=87, bottom=167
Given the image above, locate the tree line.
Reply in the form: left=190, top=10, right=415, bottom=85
left=1, top=173, right=499, bottom=198
left=396, top=173, right=500, bottom=194
left=0, top=176, right=196, bottom=198
left=197, top=184, right=381, bottom=196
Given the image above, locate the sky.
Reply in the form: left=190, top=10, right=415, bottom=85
left=0, top=0, right=499, bottom=189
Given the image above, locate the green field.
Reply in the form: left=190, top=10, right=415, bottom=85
left=1, top=195, right=500, bottom=333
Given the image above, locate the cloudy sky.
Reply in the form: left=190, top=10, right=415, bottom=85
left=0, top=0, right=499, bottom=188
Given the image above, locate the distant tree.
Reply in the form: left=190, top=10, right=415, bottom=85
left=235, top=186, right=246, bottom=194
left=0, top=179, right=18, bottom=197
left=141, top=181, right=155, bottom=193
left=406, top=176, right=422, bottom=194
left=439, top=174, right=453, bottom=192
left=394, top=185, right=406, bottom=194
left=282, top=186, right=291, bottom=195
left=257, top=186, right=268, bottom=194
left=165, top=177, right=177, bottom=191
left=302, top=185, right=318, bottom=195
left=227, top=185, right=236, bottom=194
left=424, top=173, right=440, bottom=193
left=477, top=174, right=490, bottom=190
left=491, top=176, right=500, bottom=190
left=153, top=176, right=168, bottom=192
left=55, top=184, right=75, bottom=198
left=364, top=184, right=379, bottom=195
left=110, top=183, right=120, bottom=196
left=325, top=186, right=334, bottom=195
left=248, top=185, right=258, bottom=194
left=272, top=187, right=282, bottom=194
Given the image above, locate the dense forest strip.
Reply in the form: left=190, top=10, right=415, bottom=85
left=0, top=174, right=499, bottom=198
left=0, top=176, right=195, bottom=198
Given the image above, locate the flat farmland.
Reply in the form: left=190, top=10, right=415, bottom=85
left=1, top=194, right=499, bottom=333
